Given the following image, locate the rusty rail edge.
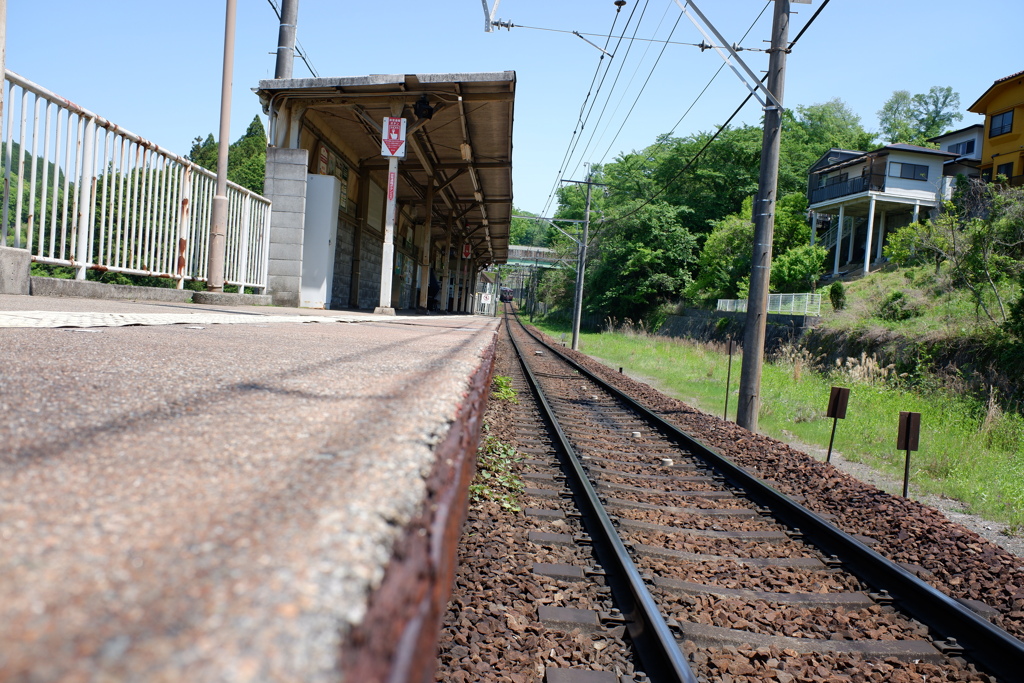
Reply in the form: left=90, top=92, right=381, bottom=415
left=506, top=312, right=699, bottom=683
left=340, top=334, right=496, bottom=683
left=513, top=311, right=1024, bottom=682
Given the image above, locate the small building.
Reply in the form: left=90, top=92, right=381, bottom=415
left=968, top=70, right=1024, bottom=184
left=927, top=123, right=984, bottom=178
left=254, top=72, right=515, bottom=311
left=808, top=144, right=956, bottom=277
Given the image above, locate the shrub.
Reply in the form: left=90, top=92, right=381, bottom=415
left=876, top=290, right=921, bottom=322
left=829, top=281, right=846, bottom=311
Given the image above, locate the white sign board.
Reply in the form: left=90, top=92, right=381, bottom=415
left=381, top=117, right=407, bottom=158
left=481, top=293, right=492, bottom=304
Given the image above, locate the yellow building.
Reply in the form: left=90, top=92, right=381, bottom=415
left=968, top=70, right=1024, bottom=184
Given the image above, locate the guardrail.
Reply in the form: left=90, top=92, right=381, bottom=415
left=717, top=292, right=821, bottom=316
left=1, top=70, right=271, bottom=291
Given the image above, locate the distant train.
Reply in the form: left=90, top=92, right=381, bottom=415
left=499, top=287, right=514, bottom=303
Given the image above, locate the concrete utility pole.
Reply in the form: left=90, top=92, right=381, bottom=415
left=571, top=174, right=592, bottom=351
left=0, top=0, right=6, bottom=131
left=206, top=0, right=237, bottom=292
left=275, top=0, right=299, bottom=79
left=736, top=0, right=791, bottom=431
left=562, top=170, right=605, bottom=351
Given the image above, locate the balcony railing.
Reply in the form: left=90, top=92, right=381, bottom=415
left=810, top=173, right=885, bottom=204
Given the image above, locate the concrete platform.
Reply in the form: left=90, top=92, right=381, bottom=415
left=0, top=293, right=499, bottom=682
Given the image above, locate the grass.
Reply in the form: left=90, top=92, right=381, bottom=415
left=823, top=263, right=1021, bottom=338
left=533, top=319, right=1024, bottom=531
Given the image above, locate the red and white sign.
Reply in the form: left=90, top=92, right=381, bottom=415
left=387, top=168, right=397, bottom=202
left=462, top=243, right=472, bottom=259
left=381, top=117, right=407, bottom=158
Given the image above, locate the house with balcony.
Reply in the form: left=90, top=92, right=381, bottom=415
left=928, top=123, right=984, bottom=178
left=808, top=144, right=957, bottom=277
left=968, top=70, right=1024, bottom=185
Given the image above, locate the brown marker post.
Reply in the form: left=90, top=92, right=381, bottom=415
left=897, top=411, right=922, bottom=498
left=825, top=387, right=850, bottom=463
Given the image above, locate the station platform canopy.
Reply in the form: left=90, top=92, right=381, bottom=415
left=255, top=72, right=515, bottom=266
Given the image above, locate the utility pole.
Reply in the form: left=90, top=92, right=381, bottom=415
left=562, top=169, right=605, bottom=351
left=274, top=0, right=299, bottom=79
left=736, top=0, right=791, bottom=431
left=206, top=0, right=237, bottom=292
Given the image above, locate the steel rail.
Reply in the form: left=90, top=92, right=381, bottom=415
left=511, top=311, right=1024, bottom=682
left=504, top=313, right=698, bottom=683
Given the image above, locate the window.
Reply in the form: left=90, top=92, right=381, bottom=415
left=997, top=162, right=1015, bottom=179
left=991, top=110, right=1013, bottom=137
left=946, top=140, right=975, bottom=156
left=889, top=162, right=929, bottom=181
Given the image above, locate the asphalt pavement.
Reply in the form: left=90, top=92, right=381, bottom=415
left=0, top=293, right=499, bottom=682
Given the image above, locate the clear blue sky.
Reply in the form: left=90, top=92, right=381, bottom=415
left=8, top=1, right=1021, bottom=215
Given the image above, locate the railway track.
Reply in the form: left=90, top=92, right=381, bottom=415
left=445, top=309, right=1023, bottom=682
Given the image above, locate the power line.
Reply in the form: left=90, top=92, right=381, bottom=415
left=594, top=7, right=684, bottom=166
left=592, top=0, right=831, bottom=230
left=563, top=0, right=652, bottom=181
left=541, top=2, right=640, bottom=218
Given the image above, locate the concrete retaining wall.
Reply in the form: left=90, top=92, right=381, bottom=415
left=658, top=309, right=819, bottom=352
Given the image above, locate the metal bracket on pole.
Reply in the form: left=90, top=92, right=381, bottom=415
left=672, top=0, right=783, bottom=110
left=480, top=0, right=502, bottom=32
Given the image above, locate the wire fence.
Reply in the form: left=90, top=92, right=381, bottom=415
left=717, top=293, right=821, bottom=316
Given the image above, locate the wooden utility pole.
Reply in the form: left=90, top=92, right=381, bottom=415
left=736, top=0, right=790, bottom=431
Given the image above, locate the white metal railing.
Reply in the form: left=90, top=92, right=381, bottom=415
left=1, top=70, right=271, bottom=291
left=717, top=293, right=821, bottom=316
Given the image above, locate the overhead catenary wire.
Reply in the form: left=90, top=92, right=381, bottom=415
left=548, top=0, right=770, bottom=221
left=540, top=2, right=640, bottom=218
left=562, top=0, right=653, bottom=182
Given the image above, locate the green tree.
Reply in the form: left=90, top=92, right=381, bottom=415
left=586, top=201, right=697, bottom=323
left=770, top=244, right=828, bottom=293
left=509, top=207, right=552, bottom=247
left=186, top=116, right=267, bottom=194
left=877, top=86, right=962, bottom=145
left=780, top=99, right=876, bottom=193
left=885, top=182, right=1024, bottom=324
left=684, top=197, right=755, bottom=305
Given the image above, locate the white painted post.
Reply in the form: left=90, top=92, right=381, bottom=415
left=833, top=205, right=844, bottom=276
left=913, top=203, right=920, bottom=224
left=376, top=154, right=399, bottom=314
left=863, top=195, right=876, bottom=275
left=74, top=117, right=97, bottom=280
left=810, top=212, right=817, bottom=247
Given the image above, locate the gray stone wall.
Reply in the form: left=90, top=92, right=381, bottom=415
left=358, top=234, right=383, bottom=310
left=265, top=148, right=309, bottom=307
left=331, top=217, right=355, bottom=309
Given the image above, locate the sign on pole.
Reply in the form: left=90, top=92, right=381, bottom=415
left=381, top=117, right=407, bottom=158
left=462, top=242, right=472, bottom=259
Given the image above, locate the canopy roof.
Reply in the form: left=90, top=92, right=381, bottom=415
left=256, top=72, right=515, bottom=264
